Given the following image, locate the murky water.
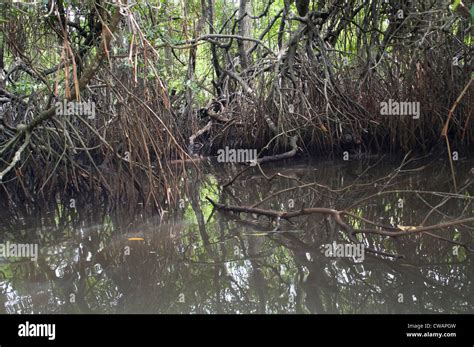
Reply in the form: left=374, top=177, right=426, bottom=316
left=0, top=157, right=473, bottom=313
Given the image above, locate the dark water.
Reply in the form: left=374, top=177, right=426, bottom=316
left=0, top=157, right=473, bottom=314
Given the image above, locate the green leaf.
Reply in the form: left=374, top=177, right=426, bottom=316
left=470, top=4, right=474, bottom=22
left=452, top=0, right=462, bottom=11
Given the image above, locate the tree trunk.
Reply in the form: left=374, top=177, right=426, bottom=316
left=237, top=0, right=252, bottom=70
left=207, top=0, right=222, bottom=96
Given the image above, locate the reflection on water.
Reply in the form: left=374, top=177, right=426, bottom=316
left=0, top=157, right=472, bottom=314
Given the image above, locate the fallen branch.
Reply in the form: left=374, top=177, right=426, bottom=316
left=206, top=196, right=361, bottom=249
left=352, top=217, right=474, bottom=238
left=257, top=135, right=299, bottom=164
left=207, top=196, right=474, bottom=257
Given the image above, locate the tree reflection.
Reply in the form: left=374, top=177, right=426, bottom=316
left=0, top=158, right=472, bottom=313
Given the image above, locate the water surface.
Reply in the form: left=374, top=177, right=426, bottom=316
left=0, top=157, right=472, bottom=313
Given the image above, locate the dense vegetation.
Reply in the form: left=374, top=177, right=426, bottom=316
left=0, top=1, right=473, bottom=317
left=0, top=0, right=472, bottom=207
